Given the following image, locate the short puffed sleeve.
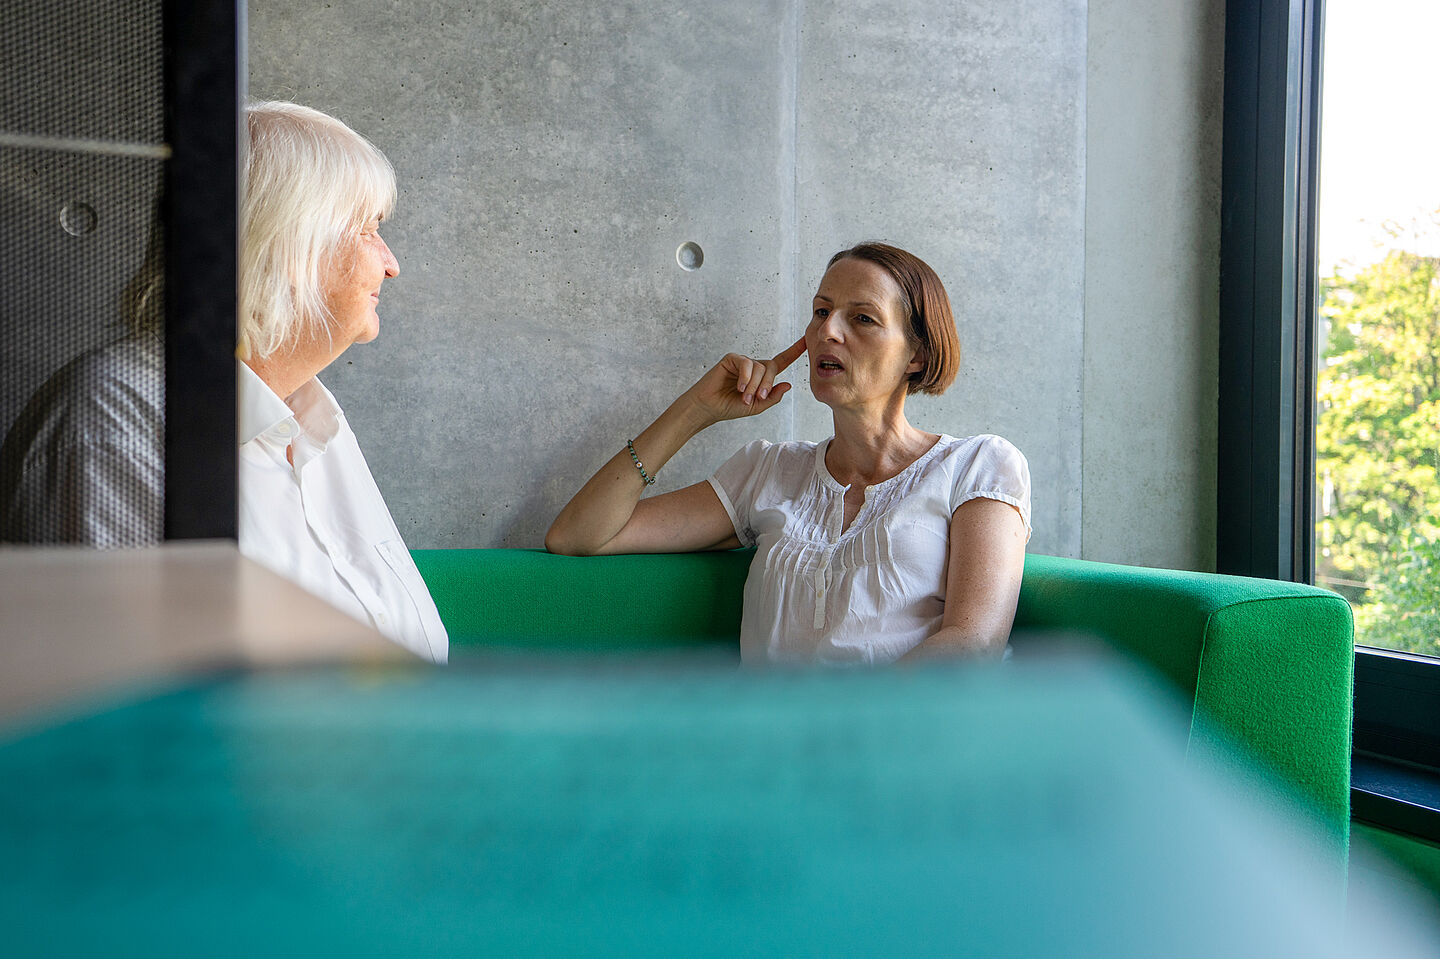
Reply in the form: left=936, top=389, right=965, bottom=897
left=948, top=434, right=1033, bottom=538
left=706, top=439, right=775, bottom=548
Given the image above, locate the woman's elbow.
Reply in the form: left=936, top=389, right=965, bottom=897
left=543, top=523, right=596, bottom=556
left=543, top=526, right=576, bottom=555
left=905, top=625, right=1008, bottom=662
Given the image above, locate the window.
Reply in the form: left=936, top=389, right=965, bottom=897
left=1220, top=0, right=1440, bottom=842
left=1314, top=0, right=1440, bottom=658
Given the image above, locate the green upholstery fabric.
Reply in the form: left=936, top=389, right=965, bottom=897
left=1015, top=553, right=1355, bottom=834
left=414, top=548, right=751, bottom=651
left=413, top=547, right=1354, bottom=837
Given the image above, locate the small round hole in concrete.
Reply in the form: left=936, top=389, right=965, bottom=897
left=676, top=241, right=704, bottom=271
left=60, top=203, right=97, bottom=236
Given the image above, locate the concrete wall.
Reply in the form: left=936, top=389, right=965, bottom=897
left=249, top=0, right=1087, bottom=556
left=792, top=2, right=1085, bottom=557
left=251, top=0, right=1224, bottom=571
left=1081, top=0, right=1223, bottom=571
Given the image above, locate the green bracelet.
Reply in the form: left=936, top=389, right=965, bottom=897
left=627, top=439, right=656, bottom=486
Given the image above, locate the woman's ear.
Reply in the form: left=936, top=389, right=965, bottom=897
left=907, top=346, right=927, bottom=376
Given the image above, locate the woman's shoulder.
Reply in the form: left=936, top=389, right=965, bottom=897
left=930, top=433, right=1031, bottom=496
left=726, top=437, right=821, bottom=464
left=714, top=437, right=821, bottom=491
left=930, top=434, right=1032, bottom=531
left=935, top=432, right=1028, bottom=468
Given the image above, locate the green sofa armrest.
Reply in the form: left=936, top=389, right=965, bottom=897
left=1017, top=553, right=1355, bottom=833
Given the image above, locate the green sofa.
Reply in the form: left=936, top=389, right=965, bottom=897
left=412, top=548, right=1355, bottom=839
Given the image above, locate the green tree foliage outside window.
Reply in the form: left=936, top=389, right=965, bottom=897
left=1316, top=248, right=1440, bottom=656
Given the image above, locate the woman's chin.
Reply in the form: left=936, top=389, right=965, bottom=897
left=809, top=385, right=835, bottom=407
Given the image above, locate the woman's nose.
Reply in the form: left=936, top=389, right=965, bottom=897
left=381, top=237, right=399, bottom=278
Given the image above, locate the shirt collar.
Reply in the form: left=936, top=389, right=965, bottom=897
left=236, top=361, right=343, bottom=446
left=813, top=437, right=847, bottom=493
left=285, top=376, right=342, bottom=443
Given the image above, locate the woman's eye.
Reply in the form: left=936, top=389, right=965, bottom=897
left=813, top=308, right=828, bottom=318
left=857, top=314, right=875, bottom=325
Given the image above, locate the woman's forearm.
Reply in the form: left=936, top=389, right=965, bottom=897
left=902, top=625, right=1009, bottom=662
left=546, top=341, right=804, bottom=555
left=543, top=395, right=714, bottom=555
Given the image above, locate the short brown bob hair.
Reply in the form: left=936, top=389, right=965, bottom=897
left=826, top=242, right=960, bottom=395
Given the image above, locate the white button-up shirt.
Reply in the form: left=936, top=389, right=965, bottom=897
left=237, top=362, right=448, bottom=663
left=708, top=434, right=1031, bottom=666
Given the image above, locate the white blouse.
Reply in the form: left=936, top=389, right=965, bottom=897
left=237, top=362, right=449, bottom=663
left=707, top=434, right=1031, bottom=665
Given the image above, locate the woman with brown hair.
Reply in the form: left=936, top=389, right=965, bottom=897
left=546, top=242, right=1030, bottom=665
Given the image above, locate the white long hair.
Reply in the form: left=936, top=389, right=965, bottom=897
left=238, top=101, right=396, bottom=359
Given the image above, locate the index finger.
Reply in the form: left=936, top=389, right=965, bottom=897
left=770, top=335, right=808, bottom=372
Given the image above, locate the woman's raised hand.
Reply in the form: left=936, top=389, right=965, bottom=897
left=683, top=336, right=808, bottom=424
left=546, top=335, right=805, bottom=557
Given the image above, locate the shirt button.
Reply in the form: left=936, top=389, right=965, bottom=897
left=376, top=612, right=389, bottom=625
left=817, top=588, right=826, bottom=597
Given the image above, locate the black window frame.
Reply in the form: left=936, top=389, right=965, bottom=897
left=1219, top=0, right=1440, bottom=843
left=161, top=0, right=241, bottom=541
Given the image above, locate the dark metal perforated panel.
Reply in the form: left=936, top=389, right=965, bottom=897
left=0, top=0, right=167, bottom=547
left=0, top=0, right=163, bottom=143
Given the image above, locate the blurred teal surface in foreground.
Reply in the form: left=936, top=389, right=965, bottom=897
left=0, top=653, right=1435, bottom=957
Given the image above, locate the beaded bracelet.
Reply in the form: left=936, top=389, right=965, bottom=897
left=627, top=439, right=656, bottom=486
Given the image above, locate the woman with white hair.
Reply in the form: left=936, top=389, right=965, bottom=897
left=237, top=101, right=447, bottom=664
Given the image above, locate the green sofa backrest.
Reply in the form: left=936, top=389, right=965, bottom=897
left=414, top=548, right=751, bottom=651
left=412, top=548, right=1354, bottom=837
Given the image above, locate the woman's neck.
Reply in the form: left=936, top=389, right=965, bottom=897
left=242, top=329, right=347, bottom=403
left=825, top=404, right=938, bottom=488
